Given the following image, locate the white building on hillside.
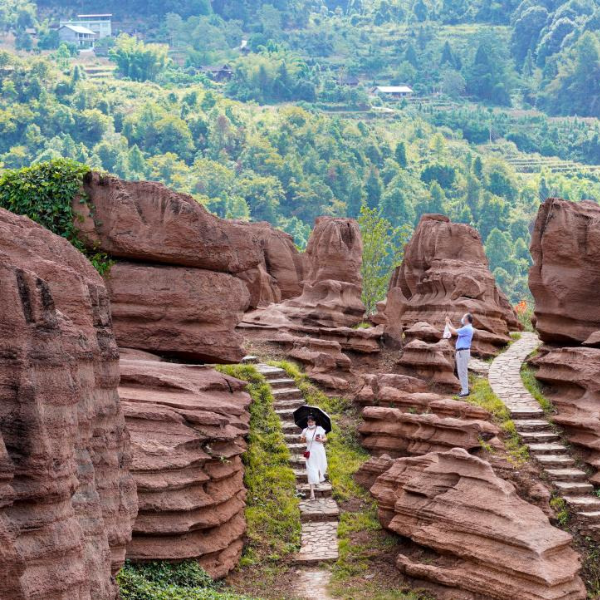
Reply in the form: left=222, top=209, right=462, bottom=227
left=59, top=24, right=96, bottom=48
left=60, top=14, right=112, bottom=39
left=372, top=85, right=414, bottom=99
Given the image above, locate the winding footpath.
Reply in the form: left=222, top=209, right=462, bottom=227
left=245, top=359, right=340, bottom=588
left=489, top=333, right=600, bottom=540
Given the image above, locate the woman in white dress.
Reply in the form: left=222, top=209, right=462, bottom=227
left=300, top=416, right=328, bottom=501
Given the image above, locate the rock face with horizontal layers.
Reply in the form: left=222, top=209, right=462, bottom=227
left=381, top=214, right=519, bottom=357
left=74, top=173, right=256, bottom=363
left=107, top=262, right=250, bottom=363
left=119, top=354, right=251, bottom=579
left=355, top=373, right=498, bottom=458
left=529, top=198, right=600, bottom=484
left=530, top=198, right=600, bottom=345
left=0, top=208, right=137, bottom=600
left=370, top=449, right=586, bottom=600
left=532, top=347, right=600, bottom=484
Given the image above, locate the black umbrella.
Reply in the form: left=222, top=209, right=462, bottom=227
left=293, top=405, right=332, bottom=434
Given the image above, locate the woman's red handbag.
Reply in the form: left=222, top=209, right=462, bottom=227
left=303, top=450, right=310, bottom=459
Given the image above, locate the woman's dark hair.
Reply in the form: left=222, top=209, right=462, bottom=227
left=307, top=415, right=316, bottom=421
left=465, top=313, right=473, bottom=324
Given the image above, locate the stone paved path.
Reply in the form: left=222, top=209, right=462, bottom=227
left=251, top=361, right=340, bottom=567
left=489, top=334, right=600, bottom=539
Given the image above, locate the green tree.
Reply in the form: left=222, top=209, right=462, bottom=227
left=395, top=141, right=407, bottom=168
left=109, top=34, right=169, bottom=82
left=365, top=166, right=383, bottom=209
left=358, top=205, right=411, bottom=315
left=485, top=228, right=512, bottom=271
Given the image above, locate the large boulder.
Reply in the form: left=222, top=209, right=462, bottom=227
left=532, top=347, right=600, bottom=484
left=236, top=221, right=305, bottom=307
left=529, top=198, right=600, bottom=345
left=381, top=215, right=519, bottom=356
left=106, top=262, right=250, bottom=363
left=0, top=209, right=137, bottom=599
left=119, top=355, right=250, bottom=579
left=370, top=449, right=586, bottom=600
left=75, top=172, right=261, bottom=273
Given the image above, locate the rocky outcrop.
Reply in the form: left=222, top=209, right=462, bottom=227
left=76, top=172, right=261, bottom=273
left=529, top=198, right=600, bottom=484
left=370, top=449, right=586, bottom=600
left=74, top=173, right=256, bottom=363
left=380, top=215, right=519, bottom=357
left=532, top=347, right=600, bottom=484
left=396, top=339, right=460, bottom=391
left=355, top=374, right=498, bottom=458
left=359, top=407, right=499, bottom=457
left=236, top=221, right=305, bottom=308
left=243, top=217, right=365, bottom=329
left=530, top=198, right=600, bottom=345
left=119, top=354, right=251, bottom=578
left=240, top=217, right=371, bottom=392
left=107, top=262, right=249, bottom=363
left=0, top=208, right=137, bottom=599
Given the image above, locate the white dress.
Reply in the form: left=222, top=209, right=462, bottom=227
left=302, top=426, right=328, bottom=485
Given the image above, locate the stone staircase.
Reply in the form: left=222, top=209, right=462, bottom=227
left=489, top=333, right=600, bottom=540
left=253, top=362, right=340, bottom=564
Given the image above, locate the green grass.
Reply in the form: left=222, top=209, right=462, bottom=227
left=521, top=364, right=555, bottom=415
left=117, top=561, right=257, bottom=600
left=464, top=375, right=529, bottom=465
left=217, top=365, right=301, bottom=565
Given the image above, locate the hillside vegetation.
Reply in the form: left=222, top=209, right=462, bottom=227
left=2, top=0, right=600, bottom=305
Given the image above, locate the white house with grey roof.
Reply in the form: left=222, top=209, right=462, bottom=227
left=59, top=24, right=97, bottom=48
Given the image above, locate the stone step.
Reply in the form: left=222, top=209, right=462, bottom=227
left=299, top=498, right=340, bottom=523
left=287, top=443, right=306, bottom=455
left=535, top=454, right=576, bottom=468
left=546, top=469, right=588, bottom=482
left=256, top=366, right=287, bottom=379
left=275, top=408, right=296, bottom=419
left=281, top=421, right=300, bottom=433
left=294, top=521, right=339, bottom=565
left=297, top=482, right=332, bottom=499
left=274, top=399, right=305, bottom=410
left=241, top=355, right=259, bottom=364
left=511, top=407, right=545, bottom=419
left=514, top=419, right=552, bottom=432
left=268, top=378, right=297, bottom=390
left=553, top=482, right=594, bottom=496
left=273, top=388, right=303, bottom=401
left=294, top=469, right=308, bottom=483
left=517, top=431, right=560, bottom=444
left=290, top=455, right=306, bottom=468
left=578, top=524, right=600, bottom=541
left=563, top=496, right=600, bottom=510
left=527, top=443, right=568, bottom=456
left=576, top=511, right=600, bottom=523
left=284, top=433, right=302, bottom=444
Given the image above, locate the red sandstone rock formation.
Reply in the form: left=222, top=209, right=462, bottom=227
left=396, top=338, right=460, bottom=391
left=107, top=262, right=250, bottom=363
left=530, top=198, right=600, bottom=345
left=359, top=407, right=498, bottom=457
left=73, top=173, right=256, bottom=363
left=240, top=217, right=370, bottom=392
left=119, top=355, right=250, bottom=578
left=76, top=172, right=261, bottom=273
left=243, top=216, right=365, bottom=330
left=236, top=221, right=305, bottom=308
left=370, top=449, right=586, bottom=600
left=532, top=347, right=600, bottom=484
left=380, top=214, right=519, bottom=356
left=0, top=209, right=137, bottom=599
